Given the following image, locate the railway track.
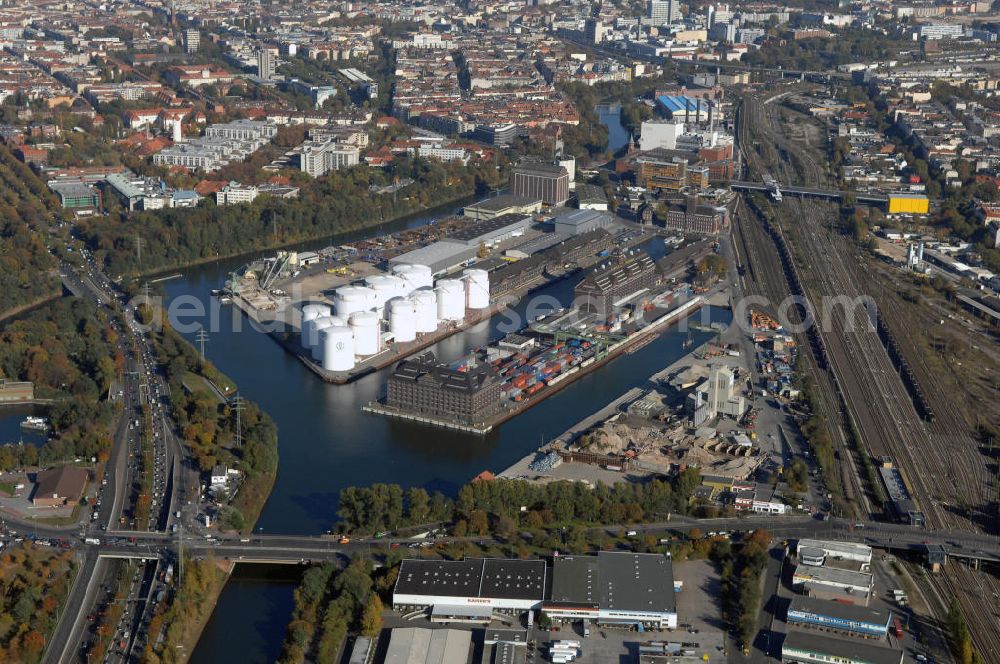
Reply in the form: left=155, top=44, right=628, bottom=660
left=932, top=561, right=1000, bottom=662
left=737, top=89, right=1000, bottom=658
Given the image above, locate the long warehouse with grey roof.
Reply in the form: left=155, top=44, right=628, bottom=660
left=393, top=552, right=679, bottom=629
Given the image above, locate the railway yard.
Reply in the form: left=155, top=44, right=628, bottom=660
left=733, top=87, right=1000, bottom=660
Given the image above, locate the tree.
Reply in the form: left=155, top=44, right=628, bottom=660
left=468, top=509, right=489, bottom=536
left=361, top=594, right=383, bottom=637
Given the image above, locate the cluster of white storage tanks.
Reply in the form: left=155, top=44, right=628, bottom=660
left=301, top=263, right=490, bottom=372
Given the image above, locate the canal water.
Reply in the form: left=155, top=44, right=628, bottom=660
left=168, top=215, right=729, bottom=661
left=0, top=404, right=52, bottom=447
left=597, top=103, right=630, bottom=153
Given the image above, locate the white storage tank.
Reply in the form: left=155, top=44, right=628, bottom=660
left=462, top=268, right=490, bottom=309
left=309, top=316, right=344, bottom=362
left=349, top=310, right=381, bottom=356
left=365, top=274, right=407, bottom=309
left=410, top=290, right=438, bottom=333
left=392, top=264, right=433, bottom=292
left=320, top=325, right=355, bottom=372
left=388, top=298, right=417, bottom=343
left=334, top=285, right=376, bottom=319
left=434, top=279, right=465, bottom=321
left=301, top=303, right=333, bottom=349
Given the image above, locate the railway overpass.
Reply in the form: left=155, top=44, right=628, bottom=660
left=730, top=181, right=891, bottom=206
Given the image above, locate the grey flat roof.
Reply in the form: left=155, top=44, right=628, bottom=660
left=549, top=555, right=598, bottom=606
left=553, top=208, right=609, bottom=227
left=385, top=628, right=472, bottom=664
left=514, top=162, right=566, bottom=177
left=388, top=241, right=477, bottom=272
left=447, top=214, right=532, bottom=243
left=550, top=552, right=675, bottom=614
left=788, top=596, right=890, bottom=626
left=598, top=551, right=675, bottom=614
left=782, top=629, right=903, bottom=664
left=466, top=194, right=540, bottom=211
left=50, top=182, right=97, bottom=198
left=793, top=565, right=873, bottom=589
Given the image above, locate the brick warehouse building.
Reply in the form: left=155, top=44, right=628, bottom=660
left=386, top=352, right=501, bottom=426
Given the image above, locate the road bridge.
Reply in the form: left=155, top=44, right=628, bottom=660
left=88, top=516, right=1000, bottom=566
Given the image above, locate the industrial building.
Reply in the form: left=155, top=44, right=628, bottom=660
left=686, top=365, right=747, bottom=425
left=384, top=628, right=472, bottom=664
left=640, top=120, right=683, bottom=152
left=446, top=214, right=532, bottom=248
left=635, top=151, right=711, bottom=193
left=552, top=209, right=613, bottom=236
left=463, top=195, right=542, bottom=221
left=662, top=196, right=728, bottom=235
left=392, top=552, right=677, bottom=630
left=656, top=95, right=710, bottom=122
left=389, top=242, right=479, bottom=275
left=786, top=596, right=891, bottom=639
left=388, top=215, right=532, bottom=274
left=511, top=161, right=570, bottom=206
left=887, top=193, right=929, bottom=215
left=796, top=540, right=872, bottom=566
left=49, top=181, right=102, bottom=210
left=543, top=551, right=678, bottom=629
left=573, top=184, right=609, bottom=211
left=392, top=558, right=547, bottom=613
left=793, top=565, right=874, bottom=604
left=574, top=250, right=659, bottom=316
left=0, top=379, right=33, bottom=403
left=386, top=352, right=502, bottom=426
left=781, top=630, right=903, bottom=664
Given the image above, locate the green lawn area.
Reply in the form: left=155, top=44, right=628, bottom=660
left=202, top=365, right=237, bottom=396
left=182, top=371, right=227, bottom=404
left=0, top=481, right=16, bottom=496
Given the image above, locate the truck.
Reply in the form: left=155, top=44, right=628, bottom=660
left=892, top=616, right=903, bottom=639
left=84, top=537, right=100, bottom=546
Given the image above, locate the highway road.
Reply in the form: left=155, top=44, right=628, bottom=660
left=43, top=253, right=193, bottom=664
left=65, top=515, right=1000, bottom=566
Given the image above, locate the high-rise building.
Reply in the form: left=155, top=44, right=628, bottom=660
left=299, top=140, right=360, bottom=177
left=256, top=48, right=276, bottom=80
left=184, top=28, right=200, bottom=53
left=584, top=18, right=605, bottom=43
left=648, top=0, right=682, bottom=24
